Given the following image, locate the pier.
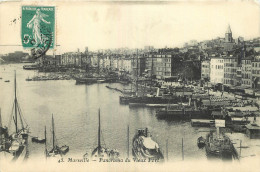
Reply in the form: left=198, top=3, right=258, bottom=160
left=191, top=119, right=214, bottom=127
left=226, top=133, right=260, bottom=161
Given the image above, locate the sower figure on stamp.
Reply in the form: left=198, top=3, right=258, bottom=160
left=27, top=9, right=51, bottom=46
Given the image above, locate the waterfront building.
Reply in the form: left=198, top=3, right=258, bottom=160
left=61, top=51, right=89, bottom=67
left=201, top=60, right=210, bottom=80
left=99, top=55, right=111, bottom=70
left=252, top=56, right=260, bottom=89
left=111, top=55, right=119, bottom=70
left=210, top=55, right=224, bottom=84
left=123, top=57, right=132, bottom=73
left=223, top=55, right=238, bottom=86
left=132, top=55, right=146, bottom=77
left=154, top=53, right=173, bottom=79
left=145, top=53, right=157, bottom=77
left=241, top=56, right=253, bottom=88
left=236, top=65, right=242, bottom=86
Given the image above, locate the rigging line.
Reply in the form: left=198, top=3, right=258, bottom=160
left=17, top=102, right=28, bottom=127
left=16, top=101, right=25, bottom=130
left=8, top=101, right=15, bottom=129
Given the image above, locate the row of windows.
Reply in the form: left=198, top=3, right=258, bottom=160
left=224, top=74, right=236, bottom=78
left=211, top=65, right=224, bottom=69
left=242, top=73, right=251, bottom=79
left=242, top=67, right=252, bottom=71
left=211, top=72, right=224, bottom=76
left=224, top=64, right=236, bottom=67
left=224, top=68, right=236, bottom=73
left=224, top=79, right=235, bottom=85
left=252, top=70, right=260, bottom=75
left=202, top=69, right=210, bottom=73
left=252, top=63, right=260, bottom=67
left=212, top=60, right=224, bottom=63
left=202, top=65, right=209, bottom=68
left=224, top=59, right=237, bottom=62
left=157, top=67, right=171, bottom=71
left=156, top=72, right=171, bottom=76
left=242, top=80, right=251, bottom=85
left=242, top=60, right=251, bottom=64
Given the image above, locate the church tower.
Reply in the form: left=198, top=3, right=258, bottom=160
left=225, top=25, right=233, bottom=43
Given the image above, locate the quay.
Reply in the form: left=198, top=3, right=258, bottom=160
left=191, top=119, right=214, bottom=127
left=226, top=132, right=260, bottom=161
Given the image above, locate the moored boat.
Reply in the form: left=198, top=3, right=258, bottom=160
left=197, top=136, right=206, bottom=149
left=89, top=109, right=120, bottom=161
left=32, top=137, right=46, bottom=144
left=156, top=105, right=211, bottom=120
left=59, top=145, right=69, bottom=154
left=205, top=131, right=234, bottom=160
left=75, top=77, right=98, bottom=85
left=132, top=128, right=164, bottom=161
left=0, top=71, right=29, bottom=162
left=204, top=120, right=238, bottom=161
left=23, top=65, right=38, bottom=70
left=46, top=115, right=69, bottom=158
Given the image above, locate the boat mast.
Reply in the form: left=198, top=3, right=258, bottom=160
left=150, top=54, right=154, bottom=90
left=98, top=109, right=101, bottom=155
left=52, top=114, right=55, bottom=150
left=45, top=126, right=47, bottom=158
left=0, top=108, right=2, bottom=129
left=14, top=70, right=18, bottom=134
left=127, top=125, right=129, bottom=158
left=136, top=49, right=139, bottom=95
left=0, top=108, right=2, bottom=145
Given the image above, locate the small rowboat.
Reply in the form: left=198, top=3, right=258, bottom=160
left=197, top=136, right=206, bottom=149
left=59, top=145, right=69, bottom=155
left=32, top=137, right=46, bottom=143
left=4, top=80, right=10, bottom=82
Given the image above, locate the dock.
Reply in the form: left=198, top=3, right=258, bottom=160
left=191, top=119, right=214, bottom=127
left=129, top=103, right=146, bottom=108
left=145, top=104, right=176, bottom=108
left=226, top=133, right=260, bottom=161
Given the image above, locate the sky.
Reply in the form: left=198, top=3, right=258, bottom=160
left=0, top=1, right=260, bottom=55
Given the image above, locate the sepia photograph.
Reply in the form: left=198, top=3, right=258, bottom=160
left=0, top=0, right=260, bottom=171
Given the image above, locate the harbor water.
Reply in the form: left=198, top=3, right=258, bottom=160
left=0, top=64, right=208, bottom=162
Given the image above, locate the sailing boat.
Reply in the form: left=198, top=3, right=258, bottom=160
left=46, top=114, right=69, bottom=158
left=90, top=109, right=120, bottom=160
left=0, top=71, right=29, bottom=162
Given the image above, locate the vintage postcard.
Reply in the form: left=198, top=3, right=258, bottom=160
left=0, top=0, right=260, bottom=171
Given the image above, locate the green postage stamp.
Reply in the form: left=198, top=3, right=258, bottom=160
left=21, top=6, right=55, bottom=52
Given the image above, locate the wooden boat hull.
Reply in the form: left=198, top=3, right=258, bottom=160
left=156, top=110, right=211, bottom=120
left=59, top=145, right=69, bottom=155
left=32, top=137, right=46, bottom=143
left=132, top=129, right=164, bottom=161
left=197, top=137, right=206, bottom=149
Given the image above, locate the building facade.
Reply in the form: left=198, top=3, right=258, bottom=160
left=210, top=56, right=224, bottom=84
left=241, top=57, right=253, bottom=88
left=201, top=60, right=210, bottom=80
left=252, top=56, right=260, bottom=89
left=223, top=56, right=238, bottom=86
